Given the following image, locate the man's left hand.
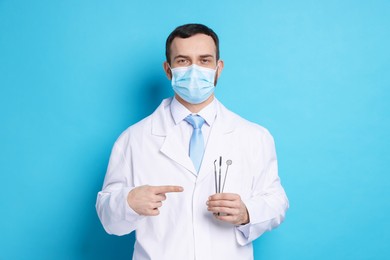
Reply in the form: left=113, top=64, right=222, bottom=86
left=207, top=193, right=249, bottom=225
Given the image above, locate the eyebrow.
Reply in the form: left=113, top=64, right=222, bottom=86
left=199, top=54, right=214, bottom=59
left=173, top=54, right=215, bottom=60
left=173, top=55, right=190, bottom=60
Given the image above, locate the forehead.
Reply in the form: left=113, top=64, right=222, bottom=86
left=170, top=34, right=216, bottom=58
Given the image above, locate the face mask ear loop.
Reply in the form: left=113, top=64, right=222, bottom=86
left=213, top=63, right=219, bottom=86
left=167, top=63, right=174, bottom=80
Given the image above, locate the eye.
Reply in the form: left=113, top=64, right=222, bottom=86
left=177, top=59, right=189, bottom=65
left=201, top=59, right=211, bottom=64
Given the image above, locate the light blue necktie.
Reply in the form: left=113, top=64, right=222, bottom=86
left=184, top=115, right=205, bottom=172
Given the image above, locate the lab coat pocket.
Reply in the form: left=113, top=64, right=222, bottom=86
left=220, top=155, right=252, bottom=200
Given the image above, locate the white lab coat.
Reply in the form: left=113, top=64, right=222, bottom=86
left=96, top=98, right=288, bottom=260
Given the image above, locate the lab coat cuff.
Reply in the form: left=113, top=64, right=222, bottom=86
left=236, top=223, right=251, bottom=237
left=235, top=223, right=252, bottom=246
left=234, top=199, right=254, bottom=245
left=235, top=198, right=269, bottom=245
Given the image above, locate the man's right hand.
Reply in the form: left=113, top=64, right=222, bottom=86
left=127, top=185, right=184, bottom=216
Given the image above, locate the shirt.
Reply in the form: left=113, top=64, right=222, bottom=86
left=170, top=96, right=217, bottom=158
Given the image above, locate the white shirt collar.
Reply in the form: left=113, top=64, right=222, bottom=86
left=170, top=97, right=217, bottom=126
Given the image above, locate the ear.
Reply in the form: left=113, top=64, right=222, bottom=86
left=163, top=61, right=172, bottom=80
left=216, top=60, right=224, bottom=79
left=214, top=60, right=225, bottom=86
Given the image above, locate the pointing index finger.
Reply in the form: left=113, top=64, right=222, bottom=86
left=153, top=185, right=184, bottom=194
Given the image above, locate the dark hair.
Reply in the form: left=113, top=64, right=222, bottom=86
left=165, top=23, right=220, bottom=64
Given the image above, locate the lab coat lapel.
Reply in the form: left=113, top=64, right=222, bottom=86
left=160, top=128, right=197, bottom=175
left=151, top=98, right=197, bottom=175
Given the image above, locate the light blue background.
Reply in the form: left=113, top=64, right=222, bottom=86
left=1, top=0, right=389, bottom=259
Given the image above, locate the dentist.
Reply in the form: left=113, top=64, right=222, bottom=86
left=96, top=23, right=289, bottom=260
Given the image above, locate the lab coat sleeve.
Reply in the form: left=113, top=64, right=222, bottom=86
left=95, top=134, right=144, bottom=236
left=235, top=130, right=289, bottom=245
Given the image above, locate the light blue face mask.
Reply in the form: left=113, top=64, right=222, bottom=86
left=170, top=64, right=217, bottom=104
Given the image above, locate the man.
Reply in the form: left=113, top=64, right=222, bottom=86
left=96, top=23, right=288, bottom=260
